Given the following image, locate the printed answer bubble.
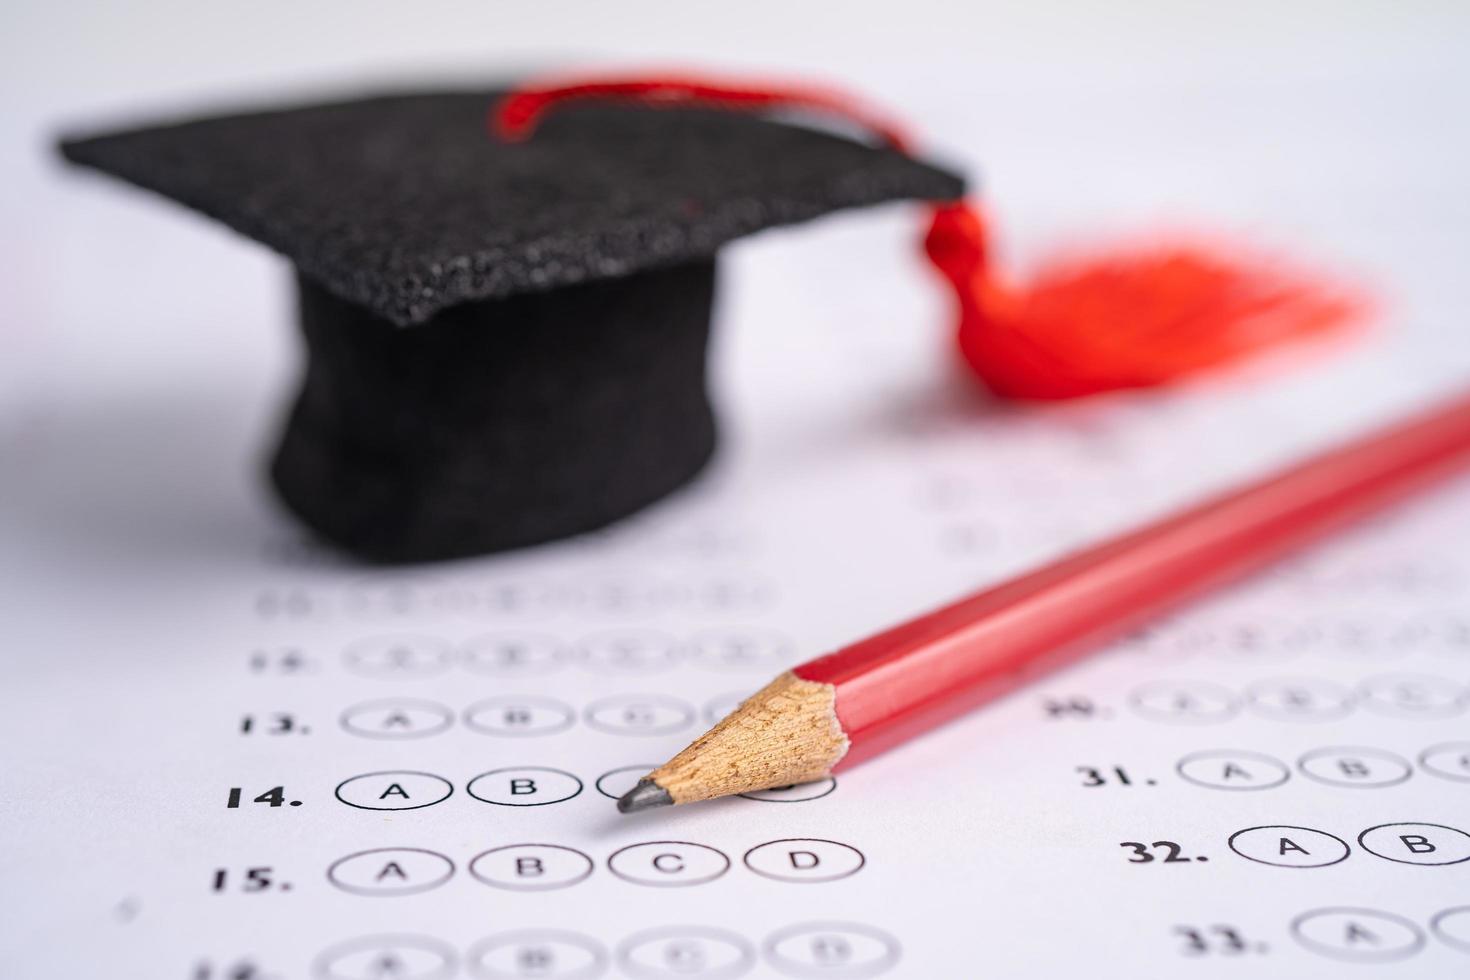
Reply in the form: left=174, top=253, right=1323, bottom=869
left=1176, top=750, right=1290, bottom=790
left=466, top=767, right=582, bottom=807
left=468, top=929, right=608, bottom=979
left=744, top=839, right=865, bottom=883
left=335, top=771, right=453, bottom=811
left=690, top=629, right=792, bottom=671
left=1204, top=619, right=1303, bottom=661
left=572, top=577, right=672, bottom=616
left=345, top=577, right=461, bottom=618
left=1416, top=614, right=1470, bottom=657
left=1227, top=826, right=1350, bottom=868
left=585, top=695, right=694, bottom=736
left=1359, top=674, right=1467, bottom=718
left=469, top=845, right=593, bottom=891
left=596, top=765, right=656, bottom=800
left=1358, top=822, right=1470, bottom=866
left=340, top=699, right=453, bottom=739
left=1297, top=747, right=1412, bottom=788
left=764, top=922, right=901, bottom=978
left=314, top=934, right=456, bottom=980
left=1312, top=617, right=1407, bottom=659
left=690, top=573, right=775, bottom=613
left=576, top=629, right=680, bottom=674
left=739, top=778, right=837, bottom=803
left=608, top=842, right=731, bottom=887
left=465, top=697, right=575, bottom=737
left=618, top=926, right=754, bottom=978
left=343, top=634, right=451, bottom=678
left=1245, top=677, right=1353, bottom=721
left=478, top=582, right=563, bottom=617
left=327, top=848, right=455, bottom=896
left=1128, top=680, right=1238, bottom=723
left=1431, top=907, right=1470, bottom=954
left=1291, top=908, right=1424, bottom=962
left=1419, top=742, right=1470, bottom=782
left=462, top=632, right=565, bottom=676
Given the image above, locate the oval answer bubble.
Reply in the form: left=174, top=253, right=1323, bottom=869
left=585, top=695, right=695, bottom=736
left=577, top=629, right=680, bottom=674
left=469, top=844, right=594, bottom=892
left=464, top=696, right=576, bottom=737
left=461, top=631, right=565, bottom=676
left=1359, top=673, right=1468, bottom=718
left=343, top=634, right=451, bottom=678
left=739, top=778, right=837, bottom=803
left=1291, top=908, right=1425, bottom=962
left=335, top=771, right=454, bottom=811
left=466, top=767, right=583, bottom=807
left=1358, top=822, right=1470, bottom=866
left=743, top=839, right=865, bottom=883
left=467, top=929, right=608, bottom=980
left=1245, top=677, right=1354, bottom=721
left=1431, top=906, right=1470, bottom=954
left=1176, top=750, right=1289, bottom=790
left=340, top=699, right=453, bottom=740
left=596, top=765, right=656, bottom=800
left=1227, top=825, right=1350, bottom=868
left=608, top=842, right=730, bottom=887
left=314, top=934, right=456, bottom=980
left=327, top=848, right=455, bottom=896
left=1129, top=680, right=1238, bottom=723
left=764, top=921, right=901, bottom=979
left=1297, top=747, right=1412, bottom=788
left=689, top=628, right=792, bottom=671
left=1420, top=742, right=1470, bottom=783
left=618, top=926, right=753, bottom=980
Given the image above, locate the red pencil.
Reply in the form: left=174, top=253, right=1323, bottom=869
left=617, top=388, right=1470, bottom=812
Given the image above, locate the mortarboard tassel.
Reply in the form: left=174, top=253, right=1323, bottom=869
left=496, top=73, right=1367, bottom=401
left=924, top=201, right=1367, bottom=399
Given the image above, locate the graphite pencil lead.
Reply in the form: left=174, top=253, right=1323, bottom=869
left=617, top=779, right=673, bottom=814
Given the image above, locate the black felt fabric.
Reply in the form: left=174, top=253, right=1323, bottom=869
left=276, top=262, right=718, bottom=563
left=59, top=89, right=965, bottom=325
left=59, top=85, right=966, bottom=562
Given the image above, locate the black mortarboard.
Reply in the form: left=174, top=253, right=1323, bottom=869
left=60, top=85, right=964, bottom=562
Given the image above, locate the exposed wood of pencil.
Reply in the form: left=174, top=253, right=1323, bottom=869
left=643, top=671, right=849, bottom=805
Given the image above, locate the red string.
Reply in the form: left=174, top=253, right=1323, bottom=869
left=494, top=73, right=915, bottom=153
left=495, top=73, right=1365, bottom=401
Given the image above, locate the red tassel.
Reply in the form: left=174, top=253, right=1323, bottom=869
left=497, top=73, right=1366, bottom=401
left=926, top=200, right=1367, bottom=400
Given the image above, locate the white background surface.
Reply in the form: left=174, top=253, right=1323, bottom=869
left=3, top=2, right=1470, bottom=978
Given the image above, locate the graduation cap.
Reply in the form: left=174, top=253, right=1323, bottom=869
left=61, top=71, right=1362, bottom=563
left=60, top=79, right=965, bottom=563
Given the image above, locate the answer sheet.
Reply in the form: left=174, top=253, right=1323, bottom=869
left=7, top=15, right=1470, bottom=978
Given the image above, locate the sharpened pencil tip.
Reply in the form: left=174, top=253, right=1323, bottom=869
left=617, top=778, right=673, bottom=814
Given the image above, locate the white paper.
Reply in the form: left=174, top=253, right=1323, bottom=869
left=7, top=272, right=1470, bottom=977
left=7, top=8, right=1470, bottom=977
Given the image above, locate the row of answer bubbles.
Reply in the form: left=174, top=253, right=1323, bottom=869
left=341, top=692, right=753, bottom=739
left=340, top=572, right=775, bottom=619
left=1128, top=674, right=1468, bottom=723
left=1120, top=614, right=1470, bottom=661
left=333, top=768, right=837, bottom=810
left=1292, top=906, right=1470, bottom=962
left=1177, top=742, right=1470, bottom=789
left=315, top=922, right=899, bottom=979
left=1227, top=821, right=1470, bottom=868
left=342, top=629, right=793, bottom=678
left=324, top=837, right=866, bottom=894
